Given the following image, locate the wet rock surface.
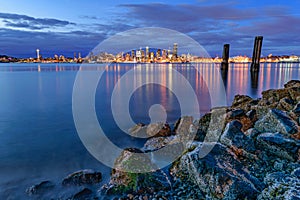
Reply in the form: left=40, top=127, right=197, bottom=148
left=26, top=180, right=55, bottom=195
left=101, top=148, right=171, bottom=196
left=25, top=80, right=300, bottom=199
left=129, top=123, right=172, bottom=138
left=254, top=109, right=299, bottom=135
left=62, top=169, right=102, bottom=186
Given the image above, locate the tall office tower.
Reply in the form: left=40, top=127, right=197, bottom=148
left=141, top=50, right=145, bottom=60
left=131, top=50, right=135, bottom=59
left=162, top=49, right=167, bottom=59
left=146, top=46, right=149, bottom=60
left=36, top=49, right=40, bottom=60
left=168, top=49, right=172, bottom=59
left=156, top=49, right=161, bottom=59
left=78, top=52, right=81, bottom=59
left=173, top=43, right=178, bottom=58
left=150, top=52, right=154, bottom=61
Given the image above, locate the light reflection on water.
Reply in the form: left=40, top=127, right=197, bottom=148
left=0, top=62, right=299, bottom=198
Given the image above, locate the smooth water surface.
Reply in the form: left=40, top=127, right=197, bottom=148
left=0, top=62, right=299, bottom=198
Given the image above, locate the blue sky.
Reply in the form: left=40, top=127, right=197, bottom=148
left=1, top=0, right=300, bottom=57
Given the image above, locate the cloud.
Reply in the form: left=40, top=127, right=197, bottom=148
left=0, top=28, right=104, bottom=57
left=1, top=2, right=300, bottom=57
left=119, top=3, right=259, bottom=23
left=116, top=3, right=300, bottom=56
left=0, top=12, right=75, bottom=30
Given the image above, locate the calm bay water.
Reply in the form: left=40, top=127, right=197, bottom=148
left=0, top=62, right=299, bottom=198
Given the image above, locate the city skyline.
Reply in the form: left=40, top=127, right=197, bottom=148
left=1, top=0, right=300, bottom=58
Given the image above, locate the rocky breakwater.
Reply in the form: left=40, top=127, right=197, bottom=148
left=25, top=80, right=300, bottom=199
left=104, top=80, right=300, bottom=200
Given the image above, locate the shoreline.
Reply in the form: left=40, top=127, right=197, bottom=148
left=21, top=80, right=300, bottom=200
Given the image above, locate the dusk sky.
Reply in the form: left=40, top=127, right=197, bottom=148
left=1, top=0, right=300, bottom=58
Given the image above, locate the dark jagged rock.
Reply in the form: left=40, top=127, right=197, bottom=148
left=258, top=172, right=300, bottom=200
left=228, top=109, right=245, bottom=118
left=72, top=188, right=93, bottom=200
left=277, top=97, right=295, bottom=111
left=294, top=103, right=300, bottom=115
left=171, top=143, right=264, bottom=199
left=284, top=80, right=300, bottom=88
left=292, top=168, right=300, bottom=178
left=26, top=180, right=55, bottom=195
left=261, top=88, right=291, bottom=105
left=254, top=109, right=299, bottom=135
left=195, top=112, right=211, bottom=141
left=62, top=169, right=102, bottom=186
left=256, top=132, right=300, bottom=161
left=100, top=80, right=300, bottom=199
left=174, top=116, right=193, bottom=135
left=220, top=120, right=256, bottom=153
left=129, top=122, right=172, bottom=138
left=260, top=82, right=300, bottom=109
left=231, top=95, right=255, bottom=111
left=142, top=136, right=175, bottom=152
left=246, top=109, right=257, bottom=120
left=102, top=148, right=171, bottom=195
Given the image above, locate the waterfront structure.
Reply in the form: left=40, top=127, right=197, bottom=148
left=131, top=50, right=135, bottom=59
left=145, top=46, right=149, bottom=60
left=168, top=49, right=172, bottom=59
left=173, top=43, right=178, bottom=59
left=156, top=49, right=161, bottom=59
left=162, top=49, right=167, bottom=59
left=36, top=49, right=40, bottom=61
left=251, top=36, right=263, bottom=71
left=221, top=44, right=230, bottom=70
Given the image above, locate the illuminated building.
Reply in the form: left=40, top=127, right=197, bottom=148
left=173, top=43, right=178, bottom=59
left=141, top=50, right=145, bottom=59
left=136, top=50, right=142, bottom=60
left=131, top=50, right=135, bottom=59
left=150, top=52, right=154, bottom=61
left=156, top=49, right=161, bottom=59
left=36, top=49, right=40, bottom=61
left=146, top=46, right=149, bottom=60
left=162, top=49, right=167, bottom=59
left=168, top=49, right=172, bottom=59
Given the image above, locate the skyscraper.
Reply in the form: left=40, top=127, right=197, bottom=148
left=162, top=49, right=167, bottom=59
left=131, top=50, right=135, bottom=59
left=156, top=49, right=161, bottom=59
left=173, top=43, right=178, bottom=59
left=141, top=50, right=145, bottom=60
left=36, top=49, right=40, bottom=60
left=146, top=46, right=149, bottom=60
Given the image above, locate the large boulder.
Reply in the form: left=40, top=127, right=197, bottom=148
left=293, top=103, right=300, bottom=115
left=102, top=148, right=171, bottom=195
left=171, top=142, right=265, bottom=199
left=195, top=112, right=211, bottom=141
left=129, top=122, right=172, bottom=138
left=220, top=120, right=256, bottom=153
left=196, top=108, right=227, bottom=143
left=254, top=109, right=299, bottom=135
left=256, top=132, right=300, bottom=161
left=174, top=116, right=194, bottom=137
left=231, top=95, right=257, bottom=111
left=142, top=136, right=176, bottom=152
left=284, top=80, right=300, bottom=88
left=26, top=181, right=55, bottom=195
left=259, top=81, right=300, bottom=109
left=277, top=97, right=295, bottom=111
left=62, top=169, right=102, bottom=186
left=258, top=172, right=300, bottom=200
